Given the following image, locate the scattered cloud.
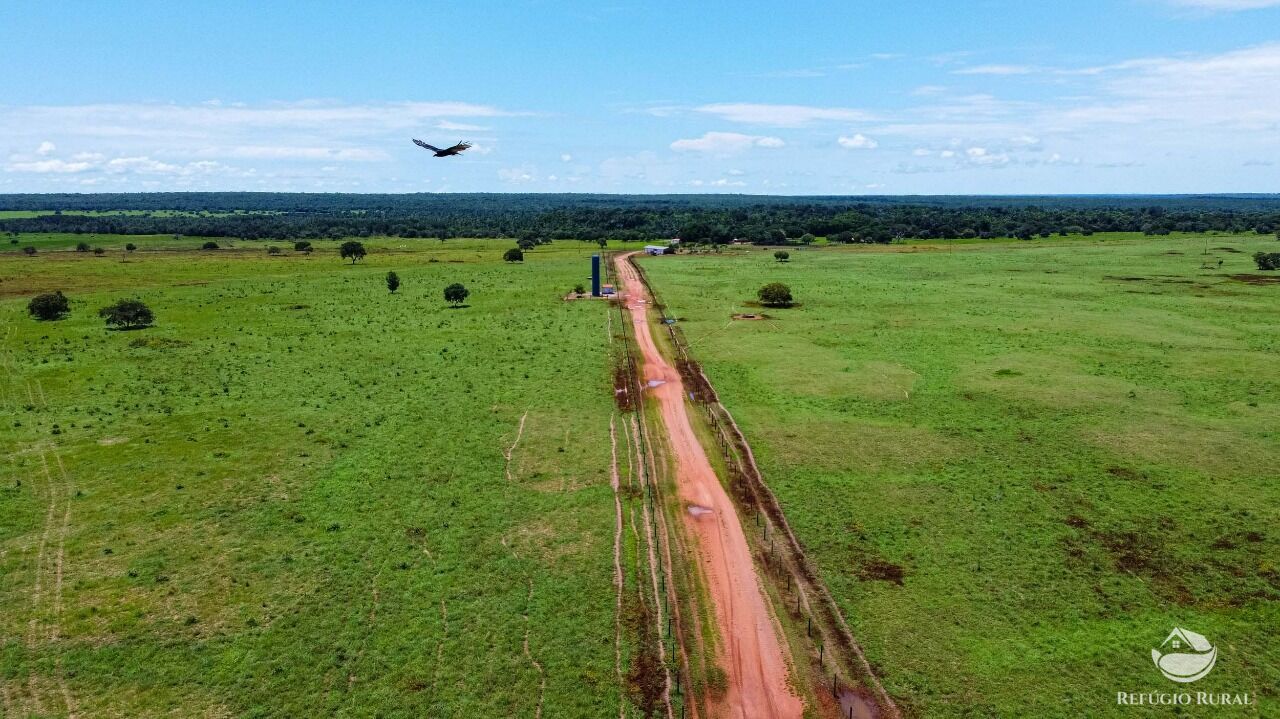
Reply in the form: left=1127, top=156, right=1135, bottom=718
left=36, top=141, right=56, bottom=156
left=837, top=134, right=879, bottom=149
left=561, top=153, right=573, bottom=162
left=670, top=132, right=785, bottom=153
left=1166, top=0, right=1280, bottom=10
left=435, top=120, right=489, bottom=131
left=498, top=165, right=537, bottom=183
left=6, top=159, right=93, bottom=174
left=953, top=64, right=1039, bottom=75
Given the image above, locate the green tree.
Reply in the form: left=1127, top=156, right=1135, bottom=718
left=444, top=283, right=470, bottom=307
left=1253, top=252, right=1280, bottom=271
left=799, top=233, right=815, bottom=245
left=386, top=271, right=401, bottom=293
left=757, top=282, right=793, bottom=307
left=267, top=246, right=281, bottom=255
left=28, top=291, right=70, bottom=321
left=340, top=240, right=366, bottom=264
left=75, top=241, right=90, bottom=252
left=125, top=242, right=137, bottom=252
left=202, top=241, right=220, bottom=250
left=294, top=240, right=313, bottom=252
left=503, top=247, right=524, bottom=263
left=99, top=299, right=154, bottom=329
left=774, top=250, right=790, bottom=262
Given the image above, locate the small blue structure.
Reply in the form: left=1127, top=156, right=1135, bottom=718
left=591, top=254, right=601, bottom=297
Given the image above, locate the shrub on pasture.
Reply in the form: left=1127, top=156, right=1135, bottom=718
left=75, top=241, right=90, bottom=252
left=757, top=282, right=793, bottom=307
left=99, top=299, right=154, bottom=329
left=386, top=271, right=400, bottom=293
left=504, top=248, right=524, bottom=263
left=444, top=283, right=469, bottom=307
left=294, top=241, right=313, bottom=252
left=28, top=291, right=70, bottom=321
left=774, top=250, right=790, bottom=262
left=202, top=241, right=219, bottom=250
left=1254, top=252, right=1280, bottom=271
left=339, top=240, right=366, bottom=264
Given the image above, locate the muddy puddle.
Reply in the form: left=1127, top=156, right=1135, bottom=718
left=687, top=505, right=713, bottom=518
left=838, top=688, right=880, bottom=719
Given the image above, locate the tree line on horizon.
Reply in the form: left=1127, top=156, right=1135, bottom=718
left=2, top=193, right=1278, bottom=245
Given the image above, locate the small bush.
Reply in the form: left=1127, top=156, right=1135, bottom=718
left=99, top=299, right=154, bottom=329
left=22, top=246, right=37, bottom=256
left=1254, top=252, right=1280, bottom=271
left=386, top=271, right=400, bottom=293
left=294, top=241, right=313, bottom=252
left=573, top=284, right=586, bottom=295
left=93, top=247, right=105, bottom=255
left=125, top=242, right=137, bottom=252
left=757, top=282, right=793, bottom=307
left=774, top=250, right=790, bottom=262
left=201, top=241, right=219, bottom=250
left=267, top=246, right=281, bottom=255
left=503, top=247, right=524, bottom=263
left=75, top=241, right=90, bottom=252
left=28, top=291, right=70, bottom=321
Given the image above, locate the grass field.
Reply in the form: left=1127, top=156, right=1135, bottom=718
left=640, top=234, right=1280, bottom=717
left=1, top=237, right=637, bottom=717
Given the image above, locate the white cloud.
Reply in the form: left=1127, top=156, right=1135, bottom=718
left=36, top=141, right=56, bottom=156
left=837, top=133, right=879, bottom=149
left=561, top=153, right=573, bottom=162
left=670, top=132, right=785, bottom=153
left=695, top=103, right=874, bottom=127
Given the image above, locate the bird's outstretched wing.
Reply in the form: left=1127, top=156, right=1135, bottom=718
left=413, top=139, right=442, bottom=152
left=446, top=141, right=472, bottom=154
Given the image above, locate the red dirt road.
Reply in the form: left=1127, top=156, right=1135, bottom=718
left=615, top=253, right=803, bottom=719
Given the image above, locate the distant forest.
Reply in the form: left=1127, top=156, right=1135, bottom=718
left=3, top=193, right=1279, bottom=244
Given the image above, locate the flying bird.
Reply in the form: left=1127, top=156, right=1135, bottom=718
left=413, top=139, right=472, bottom=157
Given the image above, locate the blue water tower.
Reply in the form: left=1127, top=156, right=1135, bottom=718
left=592, top=254, right=601, bottom=297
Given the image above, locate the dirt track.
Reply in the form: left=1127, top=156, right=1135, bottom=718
left=615, top=253, right=803, bottom=719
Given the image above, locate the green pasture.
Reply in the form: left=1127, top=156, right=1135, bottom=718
left=640, top=233, right=1280, bottom=718
left=1, top=238, right=631, bottom=717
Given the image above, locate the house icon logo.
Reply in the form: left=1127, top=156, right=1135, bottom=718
left=1152, top=627, right=1217, bottom=683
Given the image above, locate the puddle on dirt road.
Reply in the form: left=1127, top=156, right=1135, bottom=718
left=647, top=379, right=666, bottom=388
left=687, top=505, right=713, bottom=518
left=838, top=689, right=880, bottom=719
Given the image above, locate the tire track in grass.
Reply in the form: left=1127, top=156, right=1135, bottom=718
left=609, top=414, right=626, bottom=719
left=50, top=448, right=76, bottom=718
left=629, top=415, right=675, bottom=719
left=521, top=578, right=546, bottom=719
left=503, top=411, right=529, bottom=482
left=24, top=449, right=57, bottom=716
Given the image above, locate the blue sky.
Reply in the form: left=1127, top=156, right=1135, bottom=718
left=2, top=0, right=1278, bottom=194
